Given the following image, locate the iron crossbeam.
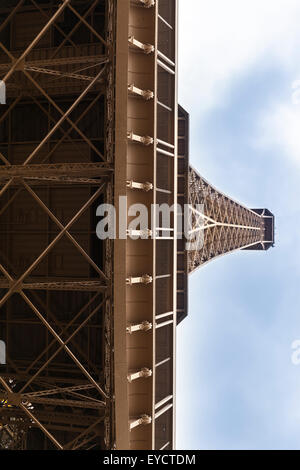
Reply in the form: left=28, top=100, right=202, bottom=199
left=0, top=55, right=107, bottom=71
left=0, top=407, right=104, bottom=429
left=0, top=163, right=112, bottom=178
left=0, top=279, right=107, bottom=292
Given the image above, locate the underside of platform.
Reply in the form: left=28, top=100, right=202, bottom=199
left=0, top=0, right=115, bottom=450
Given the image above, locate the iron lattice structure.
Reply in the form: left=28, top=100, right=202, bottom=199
left=188, top=166, right=274, bottom=273
left=0, top=0, right=115, bottom=450
left=0, top=0, right=274, bottom=451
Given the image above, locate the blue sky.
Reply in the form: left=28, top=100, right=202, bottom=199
left=176, top=0, right=300, bottom=450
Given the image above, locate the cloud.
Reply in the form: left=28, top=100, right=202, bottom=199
left=177, top=268, right=300, bottom=449
left=179, top=0, right=300, bottom=115
left=255, top=99, right=300, bottom=166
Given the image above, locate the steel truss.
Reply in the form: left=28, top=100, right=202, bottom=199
left=188, top=167, right=265, bottom=272
left=0, top=0, right=115, bottom=450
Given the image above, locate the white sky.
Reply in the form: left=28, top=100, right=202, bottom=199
left=179, top=0, right=300, bottom=113
left=178, top=0, right=300, bottom=170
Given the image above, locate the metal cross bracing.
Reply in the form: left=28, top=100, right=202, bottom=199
left=188, top=166, right=265, bottom=273
left=0, top=0, right=115, bottom=449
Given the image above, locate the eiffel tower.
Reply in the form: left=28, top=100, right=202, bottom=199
left=188, top=166, right=274, bottom=272
left=0, top=0, right=274, bottom=451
